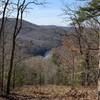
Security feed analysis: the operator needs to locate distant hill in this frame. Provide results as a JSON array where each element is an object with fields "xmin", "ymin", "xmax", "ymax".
[{"xmin": 0, "ymin": 18, "xmax": 72, "ymax": 56}]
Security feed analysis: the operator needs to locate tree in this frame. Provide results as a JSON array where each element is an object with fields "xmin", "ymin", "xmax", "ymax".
[
  {"xmin": 0, "ymin": 0, "xmax": 12, "ymax": 94},
  {"xmin": 5, "ymin": 0, "xmax": 45, "ymax": 95},
  {"xmin": 63, "ymin": 0, "xmax": 99, "ymax": 86},
  {"xmin": 74, "ymin": 0, "xmax": 99, "ymax": 98},
  {"xmin": 76, "ymin": 0, "xmax": 100, "ymax": 24},
  {"xmin": 0, "ymin": 0, "xmax": 10, "ymax": 39},
  {"xmin": 0, "ymin": 0, "xmax": 45, "ymax": 95}
]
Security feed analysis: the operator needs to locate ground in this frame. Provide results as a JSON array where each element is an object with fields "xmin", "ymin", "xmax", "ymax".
[{"xmin": 0, "ymin": 85, "xmax": 97, "ymax": 100}]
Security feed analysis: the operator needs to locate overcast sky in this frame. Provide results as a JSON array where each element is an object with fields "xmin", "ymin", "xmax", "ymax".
[{"xmin": 20, "ymin": 0, "xmax": 87, "ymax": 26}]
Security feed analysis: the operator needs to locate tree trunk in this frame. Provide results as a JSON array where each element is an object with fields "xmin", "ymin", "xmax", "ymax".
[
  {"xmin": 72, "ymin": 54, "xmax": 75, "ymax": 86},
  {"xmin": 98, "ymin": 43, "xmax": 100, "ymax": 100},
  {"xmin": 12, "ymin": 68, "xmax": 16, "ymax": 89},
  {"xmin": 0, "ymin": 0, "xmax": 9, "ymax": 94},
  {"xmin": 6, "ymin": 6, "xmax": 20, "ymax": 95},
  {"xmin": 0, "ymin": 0, "xmax": 10, "ymax": 38},
  {"xmin": 6, "ymin": 36, "xmax": 16, "ymax": 95},
  {"xmin": 85, "ymin": 49, "xmax": 90, "ymax": 86},
  {"xmin": 1, "ymin": 30, "xmax": 5, "ymax": 95}
]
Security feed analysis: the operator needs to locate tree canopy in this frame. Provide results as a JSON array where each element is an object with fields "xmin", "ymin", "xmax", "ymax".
[{"xmin": 76, "ymin": 0, "xmax": 100, "ymax": 24}]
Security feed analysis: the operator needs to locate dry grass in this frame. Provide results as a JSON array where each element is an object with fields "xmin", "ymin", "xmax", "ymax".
[{"xmin": 10, "ymin": 85, "xmax": 97, "ymax": 100}]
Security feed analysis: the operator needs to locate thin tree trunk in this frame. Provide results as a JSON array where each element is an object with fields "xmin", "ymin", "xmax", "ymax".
[
  {"xmin": 72, "ymin": 54, "xmax": 75, "ymax": 86},
  {"xmin": 0, "ymin": 0, "xmax": 9, "ymax": 95},
  {"xmin": 6, "ymin": 9, "xmax": 20, "ymax": 95},
  {"xmin": 12, "ymin": 68, "xmax": 16, "ymax": 89},
  {"xmin": 1, "ymin": 30, "xmax": 5, "ymax": 95},
  {"xmin": 6, "ymin": 36, "xmax": 16, "ymax": 95},
  {"xmin": 98, "ymin": 37, "xmax": 100, "ymax": 100},
  {"xmin": 0, "ymin": 0, "xmax": 10, "ymax": 39}
]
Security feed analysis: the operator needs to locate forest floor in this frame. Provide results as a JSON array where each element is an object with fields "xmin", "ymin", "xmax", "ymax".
[{"xmin": 0, "ymin": 85, "xmax": 97, "ymax": 100}]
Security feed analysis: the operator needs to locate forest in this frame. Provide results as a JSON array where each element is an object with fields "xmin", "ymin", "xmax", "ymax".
[{"xmin": 0, "ymin": 0, "xmax": 99, "ymax": 100}]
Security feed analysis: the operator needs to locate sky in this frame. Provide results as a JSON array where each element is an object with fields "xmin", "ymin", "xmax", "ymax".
[{"xmin": 22, "ymin": 0, "xmax": 86, "ymax": 26}]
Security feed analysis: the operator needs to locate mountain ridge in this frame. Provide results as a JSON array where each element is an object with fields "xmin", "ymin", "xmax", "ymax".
[{"xmin": 0, "ymin": 18, "xmax": 70, "ymax": 56}]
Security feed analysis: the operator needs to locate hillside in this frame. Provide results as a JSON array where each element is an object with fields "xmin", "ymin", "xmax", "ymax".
[{"xmin": 0, "ymin": 18, "xmax": 70, "ymax": 56}]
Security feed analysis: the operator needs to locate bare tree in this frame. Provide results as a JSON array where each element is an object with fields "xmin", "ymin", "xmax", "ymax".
[
  {"xmin": 0, "ymin": 0, "xmax": 10, "ymax": 39},
  {"xmin": 63, "ymin": 4, "xmax": 99, "ymax": 86},
  {"xmin": 6, "ymin": 0, "xmax": 45, "ymax": 95},
  {"xmin": 0, "ymin": 0, "xmax": 10, "ymax": 95}
]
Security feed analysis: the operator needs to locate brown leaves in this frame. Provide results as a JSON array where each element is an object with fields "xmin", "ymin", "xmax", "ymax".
[{"xmin": 7, "ymin": 85, "xmax": 97, "ymax": 100}]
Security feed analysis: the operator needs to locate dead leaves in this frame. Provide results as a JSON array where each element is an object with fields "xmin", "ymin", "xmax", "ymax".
[{"xmin": 7, "ymin": 85, "xmax": 97, "ymax": 100}]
